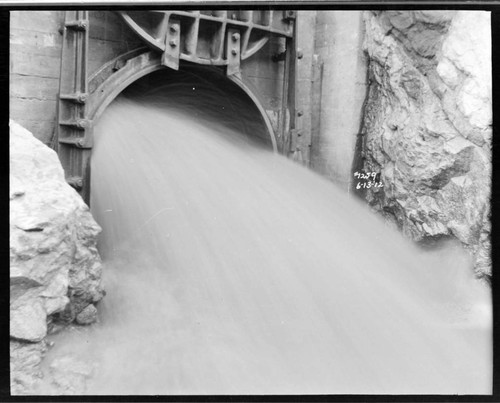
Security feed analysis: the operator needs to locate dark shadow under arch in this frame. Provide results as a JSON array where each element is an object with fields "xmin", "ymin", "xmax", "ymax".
[
  {"xmin": 88, "ymin": 51, "xmax": 277, "ymax": 151},
  {"xmin": 74, "ymin": 50, "xmax": 278, "ymax": 203}
]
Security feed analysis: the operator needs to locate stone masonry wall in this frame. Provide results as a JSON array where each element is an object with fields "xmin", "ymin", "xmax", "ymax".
[{"xmin": 359, "ymin": 11, "xmax": 492, "ymax": 278}]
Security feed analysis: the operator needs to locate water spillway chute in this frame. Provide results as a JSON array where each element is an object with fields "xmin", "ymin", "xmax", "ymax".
[{"xmin": 43, "ymin": 66, "xmax": 491, "ymax": 395}]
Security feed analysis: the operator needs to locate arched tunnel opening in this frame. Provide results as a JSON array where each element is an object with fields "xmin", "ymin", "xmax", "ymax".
[
  {"xmin": 115, "ymin": 66, "xmax": 277, "ymax": 150},
  {"xmin": 90, "ymin": 64, "xmax": 277, "ymax": 260}
]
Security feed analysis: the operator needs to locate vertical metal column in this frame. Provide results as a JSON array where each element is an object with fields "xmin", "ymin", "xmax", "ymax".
[
  {"xmin": 278, "ymin": 10, "xmax": 302, "ymax": 161},
  {"xmin": 226, "ymin": 27, "xmax": 241, "ymax": 76},
  {"xmin": 287, "ymin": 15, "xmax": 300, "ymax": 161},
  {"xmin": 162, "ymin": 17, "xmax": 181, "ymax": 70},
  {"xmin": 56, "ymin": 11, "xmax": 92, "ymax": 202},
  {"xmin": 277, "ymin": 11, "xmax": 295, "ymax": 155},
  {"xmin": 310, "ymin": 54, "xmax": 324, "ymax": 168}
]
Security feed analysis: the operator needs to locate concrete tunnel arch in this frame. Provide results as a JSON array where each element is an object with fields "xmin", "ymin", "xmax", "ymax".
[
  {"xmin": 88, "ymin": 51, "xmax": 278, "ymax": 151},
  {"xmin": 77, "ymin": 50, "xmax": 279, "ymax": 203}
]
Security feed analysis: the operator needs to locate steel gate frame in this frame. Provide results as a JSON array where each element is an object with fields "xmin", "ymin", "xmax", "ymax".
[{"xmin": 56, "ymin": 9, "xmax": 299, "ymax": 203}]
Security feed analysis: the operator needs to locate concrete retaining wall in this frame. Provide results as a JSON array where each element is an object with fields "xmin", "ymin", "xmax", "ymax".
[
  {"xmin": 310, "ymin": 11, "xmax": 368, "ymax": 191},
  {"xmin": 10, "ymin": 11, "xmax": 65, "ymax": 146}
]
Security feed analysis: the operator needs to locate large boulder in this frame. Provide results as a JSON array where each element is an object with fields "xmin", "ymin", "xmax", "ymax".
[
  {"xmin": 10, "ymin": 120, "xmax": 105, "ymax": 394},
  {"xmin": 359, "ymin": 11, "xmax": 491, "ymax": 278}
]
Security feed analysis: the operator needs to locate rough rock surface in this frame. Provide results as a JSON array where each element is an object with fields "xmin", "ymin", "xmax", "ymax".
[
  {"xmin": 47, "ymin": 354, "xmax": 97, "ymax": 394},
  {"xmin": 10, "ymin": 120, "xmax": 105, "ymax": 394},
  {"xmin": 359, "ymin": 11, "xmax": 491, "ymax": 278},
  {"xmin": 10, "ymin": 340, "xmax": 48, "ymax": 394},
  {"xmin": 75, "ymin": 304, "xmax": 98, "ymax": 325}
]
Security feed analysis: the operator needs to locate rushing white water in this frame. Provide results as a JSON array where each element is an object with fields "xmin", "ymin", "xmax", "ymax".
[{"xmin": 43, "ymin": 81, "xmax": 491, "ymax": 395}]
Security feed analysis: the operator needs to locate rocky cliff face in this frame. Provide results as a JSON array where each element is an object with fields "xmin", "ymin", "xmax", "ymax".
[
  {"xmin": 10, "ymin": 121, "xmax": 105, "ymax": 394},
  {"xmin": 359, "ymin": 11, "xmax": 491, "ymax": 278}
]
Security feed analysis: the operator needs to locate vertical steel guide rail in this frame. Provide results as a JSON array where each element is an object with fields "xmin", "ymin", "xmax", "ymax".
[{"xmin": 56, "ymin": 11, "xmax": 91, "ymax": 197}]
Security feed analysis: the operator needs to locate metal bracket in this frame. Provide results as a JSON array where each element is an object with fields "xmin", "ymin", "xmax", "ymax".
[
  {"xmin": 112, "ymin": 58, "xmax": 126, "ymax": 72},
  {"xmin": 226, "ymin": 28, "xmax": 241, "ymax": 76},
  {"xmin": 289, "ymin": 128, "xmax": 302, "ymax": 151},
  {"xmin": 59, "ymin": 119, "xmax": 91, "ymax": 130},
  {"xmin": 56, "ymin": 10, "xmax": 92, "ymax": 201},
  {"xmin": 162, "ymin": 18, "xmax": 181, "ymax": 70},
  {"xmin": 65, "ymin": 19, "xmax": 88, "ymax": 31},
  {"xmin": 272, "ymin": 51, "xmax": 287, "ymax": 62},
  {"xmin": 283, "ymin": 10, "xmax": 296, "ymax": 21},
  {"xmin": 58, "ymin": 120, "xmax": 93, "ymax": 148},
  {"xmin": 120, "ymin": 11, "xmax": 294, "ymax": 73},
  {"xmin": 60, "ymin": 92, "xmax": 88, "ymax": 104}
]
